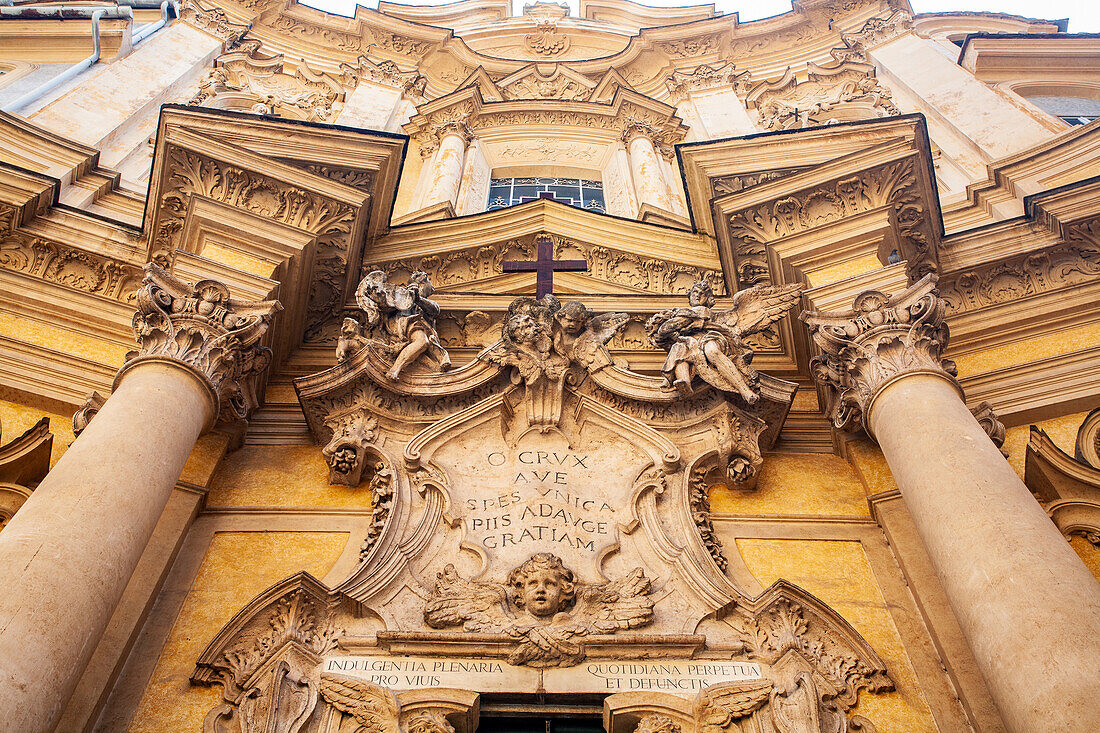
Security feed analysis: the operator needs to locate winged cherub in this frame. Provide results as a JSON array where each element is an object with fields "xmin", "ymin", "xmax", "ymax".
[
  {"xmin": 554, "ymin": 300, "xmax": 629, "ymax": 372},
  {"xmin": 355, "ymin": 270, "xmax": 452, "ymax": 381},
  {"xmin": 423, "ymin": 553, "xmax": 654, "ymax": 667},
  {"xmin": 645, "ymin": 280, "xmax": 803, "ymax": 402}
]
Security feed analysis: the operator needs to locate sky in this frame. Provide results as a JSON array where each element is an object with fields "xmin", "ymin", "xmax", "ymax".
[{"xmin": 300, "ymin": 0, "xmax": 1100, "ymax": 33}]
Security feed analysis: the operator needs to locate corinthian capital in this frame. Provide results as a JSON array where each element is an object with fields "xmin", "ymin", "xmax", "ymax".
[
  {"xmin": 117, "ymin": 264, "xmax": 282, "ymax": 425},
  {"xmin": 800, "ymin": 274, "xmax": 958, "ymax": 433}
]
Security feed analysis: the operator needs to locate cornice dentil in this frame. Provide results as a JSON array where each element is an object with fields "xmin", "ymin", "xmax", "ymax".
[{"xmin": 801, "ymin": 275, "xmax": 959, "ymax": 434}]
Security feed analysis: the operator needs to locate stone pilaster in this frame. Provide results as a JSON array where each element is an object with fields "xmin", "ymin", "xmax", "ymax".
[
  {"xmin": 0, "ymin": 265, "xmax": 280, "ymax": 732},
  {"xmin": 422, "ymin": 121, "xmax": 472, "ymax": 210},
  {"xmin": 802, "ymin": 274, "xmax": 1100, "ymax": 733},
  {"xmin": 624, "ymin": 124, "xmax": 675, "ymax": 215}
]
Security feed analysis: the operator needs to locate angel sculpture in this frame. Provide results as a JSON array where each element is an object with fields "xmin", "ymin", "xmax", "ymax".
[
  {"xmin": 423, "ymin": 553, "xmax": 654, "ymax": 667},
  {"xmin": 482, "ymin": 296, "xmax": 629, "ymax": 384},
  {"xmin": 554, "ymin": 299, "xmax": 629, "ymax": 372},
  {"xmin": 355, "ymin": 270, "xmax": 452, "ymax": 381},
  {"xmin": 645, "ymin": 280, "xmax": 803, "ymax": 403}
]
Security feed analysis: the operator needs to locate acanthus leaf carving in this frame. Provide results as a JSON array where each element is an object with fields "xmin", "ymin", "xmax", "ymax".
[
  {"xmin": 72, "ymin": 390, "xmax": 107, "ymax": 437},
  {"xmin": 746, "ymin": 63, "xmax": 899, "ymax": 132},
  {"xmin": 123, "ymin": 263, "xmax": 281, "ymax": 424},
  {"xmin": 802, "ymin": 275, "xmax": 957, "ymax": 433},
  {"xmin": 178, "ymin": 0, "xmax": 250, "ymax": 47}
]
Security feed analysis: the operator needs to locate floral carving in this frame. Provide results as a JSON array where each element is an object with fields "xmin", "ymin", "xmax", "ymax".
[
  {"xmin": 322, "ymin": 411, "xmax": 379, "ymax": 486},
  {"xmin": 801, "ymin": 275, "xmax": 957, "ymax": 433},
  {"xmin": 339, "ymin": 54, "xmax": 426, "ymax": 98},
  {"xmin": 689, "ymin": 466, "xmax": 728, "ymax": 572},
  {"xmin": 635, "ymin": 714, "xmax": 682, "ymax": 733},
  {"xmin": 124, "ymin": 264, "xmax": 281, "ymax": 424},
  {"xmin": 178, "ymin": 0, "xmax": 249, "ymax": 46},
  {"xmin": 424, "ymin": 553, "xmax": 654, "ymax": 667},
  {"xmin": 664, "ymin": 62, "xmax": 750, "ymax": 102},
  {"xmin": 153, "ymin": 147, "xmax": 355, "ymax": 340},
  {"xmin": 72, "ymin": 391, "xmax": 106, "ymax": 437},
  {"xmin": 725, "ymin": 158, "xmax": 934, "ymax": 286},
  {"xmin": 656, "ymin": 34, "xmax": 720, "ymax": 58},
  {"xmin": 971, "ymin": 401, "xmax": 1007, "ymax": 457},
  {"xmin": 746, "ymin": 64, "xmax": 899, "ymax": 131},
  {"xmin": 0, "ymin": 231, "xmax": 140, "ymax": 303},
  {"xmin": 842, "ymin": 10, "xmax": 913, "ymax": 54}
]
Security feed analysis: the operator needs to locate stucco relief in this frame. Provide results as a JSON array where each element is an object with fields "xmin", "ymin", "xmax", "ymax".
[
  {"xmin": 192, "ymin": 286, "xmax": 894, "ymax": 730},
  {"xmin": 744, "ymin": 63, "xmax": 899, "ymax": 131}
]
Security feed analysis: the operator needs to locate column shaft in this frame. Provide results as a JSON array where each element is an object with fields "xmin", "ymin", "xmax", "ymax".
[
  {"xmin": 627, "ymin": 134, "xmax": 673, "ymax": 213},
  {"xmin": 0, "ymin": 362, "xmax": 212, "ymax": 731},
  {"xmin": 870, "ymin": 374, "xmax": 1100, "ymax": 732},
  {"xmin": 424, "ymin": 130, "xmax": 468, "ymax": 208}
]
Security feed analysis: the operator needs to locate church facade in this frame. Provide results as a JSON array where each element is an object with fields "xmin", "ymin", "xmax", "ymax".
[{"xmin": 0, "ymin": 0, "xmax": 1099, "ymax": 731}]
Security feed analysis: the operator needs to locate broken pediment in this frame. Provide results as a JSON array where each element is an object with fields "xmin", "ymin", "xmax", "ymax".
[{"xmin": 191, "ymin": 281, "xmax": 895, "ymax": 731}]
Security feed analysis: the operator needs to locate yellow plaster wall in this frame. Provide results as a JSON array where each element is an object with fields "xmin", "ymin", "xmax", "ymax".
[
  {"xmin": 1068, "ymin": 535, "xmax": 1100, "ymax": 583},
  {"xmin": 0, "ymin": 311, "xmax": 128, "ymax": 365},
  {"xmin": 205, "ymin": 445, "xmax": 371, "ymax": 508},
  {"xmin": 1002, "ymin": 410, "xmax": 1088, "ymax": 480},
  {"xmin": 0, "ymin": 398, "xmax": 74, "ymax": 467},
  {"xmin": 736, "ymin": 538, "xmax": 936, "ymax": 733},
  {"xmin": 710, "ymin": 453, "xmax": 871, "ymax": 516},
  {"xmin": 953, "ymin": 322, "xmax": 1100, "ymax": 379},
  {"xmin": 845, "ymin": 439, "xmax": 899, "ymax": 496},
  {"xmin": 127, "ymin": 531, "xmax": 349, "ymax": 733}
]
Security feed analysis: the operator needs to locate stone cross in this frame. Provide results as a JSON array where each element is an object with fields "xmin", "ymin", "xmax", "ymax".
[{"xmin": 502, "ymin": 236, "xmax": 587, "ymax": 298}]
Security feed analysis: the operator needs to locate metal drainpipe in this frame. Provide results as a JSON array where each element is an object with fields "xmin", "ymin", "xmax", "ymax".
[
  {"xmin": 0, "ymin": 8, "xmax": 116, "ymax": 113},
  {"xmin": 130, "ymin": 0, "xmax": 177, "ymax": 46}
]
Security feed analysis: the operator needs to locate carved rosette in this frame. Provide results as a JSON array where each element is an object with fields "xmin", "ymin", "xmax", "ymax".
[
  {"xmin": 118, "ymin": 264, "xmax": 281, "ymax": 426},
  {"xmin": 801, "ymin": 275, "xmax": 958, "ymax": 434}
]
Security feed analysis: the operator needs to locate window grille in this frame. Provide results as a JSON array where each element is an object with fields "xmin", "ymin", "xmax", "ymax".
[{"xmin": 487, "ymin": 177, "xmax": 605, "ymax": 213}]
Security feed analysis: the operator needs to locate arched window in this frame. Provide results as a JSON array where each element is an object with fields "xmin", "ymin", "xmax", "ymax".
[{"xmin": 1025, "ymin": 95, "xmax": 1100, "ymax": 126}]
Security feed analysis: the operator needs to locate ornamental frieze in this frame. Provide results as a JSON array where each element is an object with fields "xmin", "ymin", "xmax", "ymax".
[{"xmin": 362, "ymin": 233, "xmax": 723, "ymax": 297}]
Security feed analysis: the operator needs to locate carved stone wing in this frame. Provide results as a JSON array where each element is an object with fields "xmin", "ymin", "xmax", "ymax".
[
  {"xmin": 693, "ymin": 679, "xmax": 774, "ymax": 733},
  {"xmin": 572, "ymin": 567, "xmax": 654, "ymax": 633},
  {"xmin": 718, "ymin": 283, "xmax": 803, "ymax": 337},
  {"xmin": 480, "ymin": 341, "xmax": 543, "ymax": 385},
  {"xmin": 423, "ymin": 564, "xmax": 511, "ymax": 633},
  {"xmin": 319, "ymin": 674, "xmax": 400, "ymax": 733},
  {"xmin": 573, "ymin": 311, "xmax": 629, "ymax": 370}
]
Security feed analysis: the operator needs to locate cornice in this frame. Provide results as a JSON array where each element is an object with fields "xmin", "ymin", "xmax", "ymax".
[{"xmin": 961, "ymin": 346, "xmax": 1100, "ymax": 426}]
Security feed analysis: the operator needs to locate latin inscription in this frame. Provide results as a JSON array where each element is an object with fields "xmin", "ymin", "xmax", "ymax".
[
  {"xmin": 323, "ymin": 656, "xmax": 763, "ymax": 695},
  {"xmin": 465, "ymin": 450, "xmax": 615, "ymax": 554}
]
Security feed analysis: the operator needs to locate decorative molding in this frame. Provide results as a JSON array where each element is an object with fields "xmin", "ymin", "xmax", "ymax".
[
  {"xmin": 524, "ymin": 18, "xmax": 570, "ymax": 57},
  {"xmin": 339, "ymin": 54, "xmax": 427, "ymax": 99},
  {"xmin": 72, "ymin": 390, "xmax": 106, "ymax": 437},
  {"xmin": 189, "ymin": 40, "xmax": 346, "ymax": 122},
  {"xmin": 119, "ymin": 264, "xmax": 281, "ymax": 425},
  {"xmin": 151, "ymin": 147, "xmax": 356, "ymax": 340},
  {"xmin": 725, "ymin": 156, "xmax": 936, "ymax": 286},
  {"xmin": 745, "ymin": 63, "xmax": 899, "ymax": 131},
  {"xmin": 939, "ymin": 232, "xmax": 1100, "ymax": 315},
  {"xmin": 178, "ymin": 0, "xmax": 250, "ymax": 47},
  {"xmin": 841, "ymin": 10, "xmax": 914, "ymax": 55},
  {"xmin": 364, "ymin": 232, "xmax": 724, "ymax": 297},
  {"xmin": 664, "ymin": 62, "xmax": 751, "ymax": 102},
  {"xmin": 802, "ymin": 276, "xmax": 958, "ymax": 434}
]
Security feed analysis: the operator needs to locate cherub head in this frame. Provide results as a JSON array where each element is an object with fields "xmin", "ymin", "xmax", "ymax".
[
  {"xmin": 340, "ymin": 317, "xmax": 361, "ymax": 338},
  {"xmin": 508, "ymin": 553, "xmax": 576, "ymax": 618},
  {"xmin": 407, "ymin": 271, "xmax": 435, "ymax": 298},
  {"xmin": 688, "ymin": 279, "xmax": 716, "ymax": 308},
  {"xmin": 504, "ymin": 313, "xmax": 539, "ymax": 346},
  {"xmin": 556, "ymin": 300, "xmax": 590, "ymax": 336}
]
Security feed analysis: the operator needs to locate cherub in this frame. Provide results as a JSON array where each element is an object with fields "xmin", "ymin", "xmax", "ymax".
[
  {"xmin": 645, "ymin": 280, "xmax": 802, "ymax": 403},
  {"xmin": 553, "ymin": 300, "xmax": 629, "ymax": 372},
  {"xmin": 423, "ymin": 553, "xmax": 653, "ymax": 667},
  {"xmin": 355, "ymin": 270, "xmax": 452, "ymax": 381},
  {"xmin": 481, "ymin": 296, "xmax": 566, "ymax": 385},
  {"xmin": 335, "ymin": 317, "xmax": 370, "ymax": 362}
]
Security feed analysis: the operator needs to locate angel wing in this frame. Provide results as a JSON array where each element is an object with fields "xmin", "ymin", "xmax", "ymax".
[
  {"xmin": 320, "ymin": 674, "xmax": 400, "ymax": 733},
  {"xmin": 693, "ymin": 679, "xmax": 774, "ymax": 732},
  {"xmin": 715, "ymin": 283, "xmax": 803, "ymax": 338},
  {"xmin": 571, "ymin": 567, "xmax": 654, "ymax": 634},
  {"xmin": 480, "ymin": 340, "xmax": 544, "ymax": 385},
  {"xmin": 573, "ymin": 311, "xmax": 629, "ymax": 370},
  {"xmin": 423, "ymin": 564, "xmax": 511, "ymax": 633}
]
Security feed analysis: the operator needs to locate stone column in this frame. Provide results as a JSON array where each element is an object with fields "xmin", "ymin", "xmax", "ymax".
[
  {"xmin": 423, "ymin": 122, "xmax": 471, "ymax": 209},
  {"xmin": 802, "ymin": 276, "xmax": 1100, "ymax": 733},
  {"xmin": 0, "ymin": 264, "xmax": 279, "ymax": 732},
  {"xmin": 624, "ymin": 126, "xmax": 674, "ymax": 214}
]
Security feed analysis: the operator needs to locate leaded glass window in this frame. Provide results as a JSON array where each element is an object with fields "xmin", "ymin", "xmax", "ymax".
[{"xmin": 487, "ymin": 177, "xmax": 605, "ymax": 213}]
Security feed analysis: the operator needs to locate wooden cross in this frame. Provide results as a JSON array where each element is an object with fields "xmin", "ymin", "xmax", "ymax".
[{"xmin": 502, "ymin": 236, "xmax": 587, "ymax": 298}]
